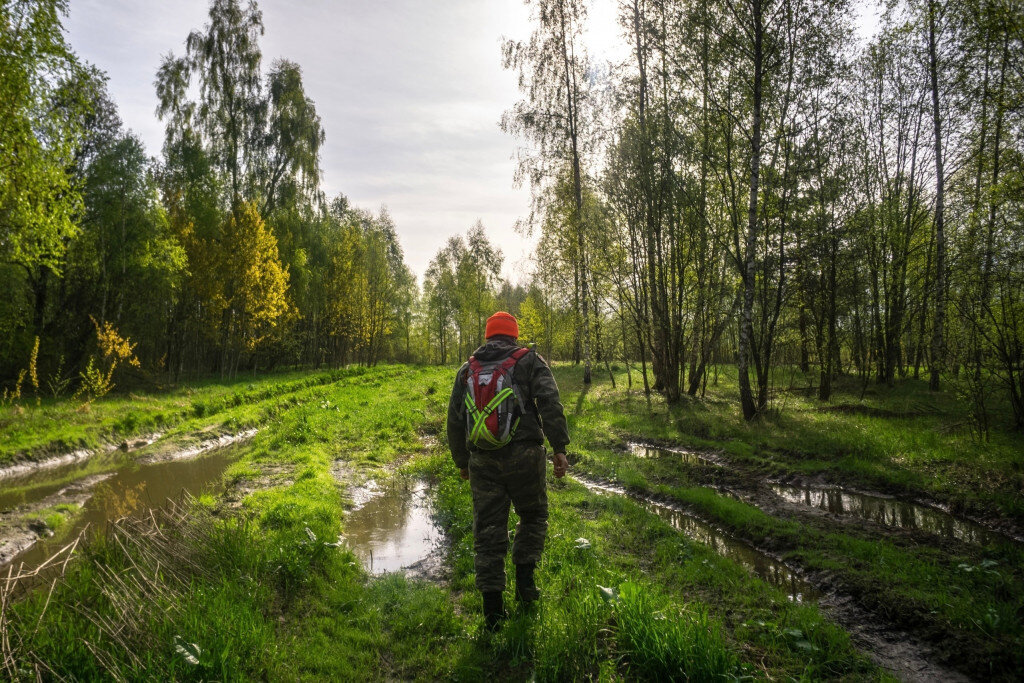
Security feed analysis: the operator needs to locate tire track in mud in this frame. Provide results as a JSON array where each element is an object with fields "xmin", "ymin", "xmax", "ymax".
[
  {"xmin": 572, "ymin": 461, "xmax": 972, "ymax": 682},
  {"xmin": 0, "ymin": 428, "xmax": 257, "ymax": 572}
]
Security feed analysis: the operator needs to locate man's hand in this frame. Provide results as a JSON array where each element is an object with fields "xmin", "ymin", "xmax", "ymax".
[
  {"xmin": 552, "ymin": 452, "xmax": 568, "ymax": 478},
  {"xmin": 460, "ymin": 468, "xmax": 469, "ymax": 481}
]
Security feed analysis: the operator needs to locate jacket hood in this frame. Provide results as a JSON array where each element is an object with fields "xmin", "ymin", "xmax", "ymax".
[{"xmin": 472, "ymin": 336, "xmax": 520, "ymax": 361}]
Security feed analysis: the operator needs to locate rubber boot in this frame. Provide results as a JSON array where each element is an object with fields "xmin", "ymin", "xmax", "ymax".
[
  {"xmin": 482, "ymin": 591, "xmax": 505, "ymax": 632},
  {"xmin": 515, "ymin": 563, "xmax": 539, "ymax": 607}
]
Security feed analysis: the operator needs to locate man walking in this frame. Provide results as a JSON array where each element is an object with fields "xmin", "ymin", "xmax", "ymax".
[{"xmin": 447, "ymin": 311, "xmax": 570, "ymax": 631}]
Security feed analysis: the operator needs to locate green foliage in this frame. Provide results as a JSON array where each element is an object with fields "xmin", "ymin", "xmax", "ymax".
[
  {"xmin": 0, "ymin": 0, "xmax": 86, "ymax": 274},
  {"xmin": 422, "ymin": 223, "xmax": 508, "ymax": 364}
]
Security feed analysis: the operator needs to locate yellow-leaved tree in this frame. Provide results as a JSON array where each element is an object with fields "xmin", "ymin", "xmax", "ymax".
[{"xmin": 218, "ymin": 202, "xmax": 292, "ymax": 374}]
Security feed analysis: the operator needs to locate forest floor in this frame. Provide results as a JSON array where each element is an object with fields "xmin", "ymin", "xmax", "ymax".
[{"xmin": 0, "ymin": 363, "xmax": 1020, "ymax": 680}]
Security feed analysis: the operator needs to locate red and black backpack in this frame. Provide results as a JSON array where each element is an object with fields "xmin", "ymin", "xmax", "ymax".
[{"xmin": 463, "ymin": 347, "xmax": 530, "ymax": 450}]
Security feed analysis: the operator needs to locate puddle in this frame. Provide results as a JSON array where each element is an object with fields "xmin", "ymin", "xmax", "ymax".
[
  {"xmin": 2, "ymin": 446, "xmax": 240, "ymax": 572},
  {"xmin": 0, "ymin": 453, "xmax": 127, "ymax": 513},
  {"xmin": 578, "ymin": 477, "xmax": 820, "ymax": 602},
  {"xmin": 342, "ymin": 479, "xmax": 439, "ymax": 575},
  {"xmin": 770, "ymin": 483, "xmax": 1008, "ymax": 546},
  {"xmin": 628, "ymin": 442, "xmax": 722, "ymax": 468}
]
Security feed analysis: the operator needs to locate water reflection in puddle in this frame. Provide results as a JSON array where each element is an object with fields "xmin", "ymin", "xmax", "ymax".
[
  {"xmin": 771, "ymin": 483, "xmax": 1005, "ymax": 546},
  {"xmin": 628, "ymin": 442, "xmax": 722, "ymax": 467},
  {"xmin": 579, "ymin": 478, "xmax": 819, "ymax": 602},
  {"xmin": 4, "ymin": 448, "xmax": 239, "ymax": 572},
  {"xmin": 343, "ymin": 480, "xmax": 438, "ymax": 575}
]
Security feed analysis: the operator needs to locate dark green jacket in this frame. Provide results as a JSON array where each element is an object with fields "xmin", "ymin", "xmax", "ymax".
[{"xmin": 447, "ymin": 337, "xmax": 570, "ymax": 469}]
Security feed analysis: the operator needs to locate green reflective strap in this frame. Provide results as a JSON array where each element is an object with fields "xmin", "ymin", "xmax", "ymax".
[{"xmin": 465, "ymin": 387, "xmax": 515, "ymax": 445}]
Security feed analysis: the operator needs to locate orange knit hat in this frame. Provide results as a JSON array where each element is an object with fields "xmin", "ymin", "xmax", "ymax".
[{"xmin": 485, "ymin": 311, "xmax": 519, "ymax": 339}]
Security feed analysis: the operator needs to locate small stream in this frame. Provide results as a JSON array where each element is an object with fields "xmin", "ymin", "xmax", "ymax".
[
  {"xmin": 770, "ymin": 482, "xmax": 1009, "ymax": 546},
  {"xmin": 342, "ymin": 479, "xmax": 439, "ymax": 575},
  {"xmin": 577, "ymin": 477, "xmax": 820, "ymax": 602}
]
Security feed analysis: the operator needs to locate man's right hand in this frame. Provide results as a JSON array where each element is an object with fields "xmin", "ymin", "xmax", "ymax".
[
  {"xmin": 460, "ymin": 468, "xmax": 469, "ymax": 481},
  {"xmin": 552, "ymin": 452, "xmax": 568, "ymax": 478}
]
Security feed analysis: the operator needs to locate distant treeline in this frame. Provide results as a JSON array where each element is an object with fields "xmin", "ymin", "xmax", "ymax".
[
  {"xmin": 2, "ymin": 0, "xmax": 1022, "ymax": 432},
  {"xmin": 2, "ymin": 0, "xmax": 420, "ymax": 390}
]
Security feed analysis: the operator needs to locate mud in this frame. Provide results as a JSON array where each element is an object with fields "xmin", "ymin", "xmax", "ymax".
[
  {"xmin": 0, "ymin": 437, "xmax": 244, "ymax": 572},
  {"xmin": 0, "ymin": 474, "xmax": 113, "ymax": 565},
  {"xmin": 626, "ymin": 442, "xmax": 725, "ymax": 468},
  {"xmin": 139, "ymin": 428, "xmax": 257, "ymax": 463},
  {"xmin": 769, "ymin": 480, "xmax": 1010, "ymax": 546},
  {"xmin": 0, "ymin": 432, "xmax": 163, "ymax": 481},
  {"xmin": 222, "ymin": 462, "xmax": 294, "ymax": 509},
  {"xmin": 627, "ymin": 439, "xmax": 1024, "ymax": 547}
]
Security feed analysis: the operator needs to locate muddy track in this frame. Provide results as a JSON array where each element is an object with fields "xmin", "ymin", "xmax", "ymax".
[
  {"xmin": 572, "ymin": 471, "xmax": 968, "ymax": 682},
  {"xmin": 621, "ymin": 438, "xmax": 1024, "ymax": 548},
  {"xmin": 329, "ymin": 437, "xmax": 449, "ymax": 583},
  {"xmin": 615, "ymin": 443, "xmax": 1024, "ymax": 680},
  {"xmin": 0, "ymin": 370, "xmax": 348, "ymax": 478},
  {"xmin": 0, "ymin": 428, "xmax": 257, "ymax": 571},
  {"xmin": 0, "ymin": 474, "xmax": 113, "ymax": 565}
]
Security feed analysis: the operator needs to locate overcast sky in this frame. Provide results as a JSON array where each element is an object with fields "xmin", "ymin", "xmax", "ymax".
[
  {"xmin": 65, "ymin": 0, "xmax": 624, "ymax": 283},
  {"xmin": 65, "ymin": 1, "xmax": 875, "ymax": 283}
]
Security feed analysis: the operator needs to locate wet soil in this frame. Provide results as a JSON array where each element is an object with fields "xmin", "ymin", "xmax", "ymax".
[
  {"xmin": 0, "ymin": 432, "xmax": 164, "ymax": 481},
  {"xmin": 0, "ymin": 474, "xmax": 113, "ymax": 565},
  {"xmin": 610, "ymin": 439, "xmax": 1024, "ymax": 680},
  {"xmin": 626, "ymin": 442, "xmax": 727, "ymax": 468},
  {"xmin": 577, "ymin": 476, "xmax": 819, "ymax": 602},
  {"xmin": 623, "ymin": 441, "xmax": 1023, "ymax": 549},
  {"xmin": 331, "ymin": 443, "xmax": 449, "ymax": 581},
  {"xmin": 768, "ymin": 480, "xmax": 1011, "ymax": 546}
]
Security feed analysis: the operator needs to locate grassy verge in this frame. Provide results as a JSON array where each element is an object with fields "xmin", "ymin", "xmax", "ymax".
[
  {"xmin": 0, "ymin": 367, "xmax": 359, "ymax": 466},
  {"xmin": 422, "ymin": 452, "xmax": 883, "ymax": 680}
]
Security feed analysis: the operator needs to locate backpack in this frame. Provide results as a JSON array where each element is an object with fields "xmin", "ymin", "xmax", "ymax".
[{"xmin": 463, "ymin": 347, "xmax": 531, "ymax": 450}]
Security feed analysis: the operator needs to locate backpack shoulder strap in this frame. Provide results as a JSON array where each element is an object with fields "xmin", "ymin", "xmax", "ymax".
[{"xmin": 501, "ymin": 346, "xmax": 530, "ymax": 370}]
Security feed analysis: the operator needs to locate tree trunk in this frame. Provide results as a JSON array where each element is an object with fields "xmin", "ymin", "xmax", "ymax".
[{"xmin": 738, "ymin": 0, "xmax": 763, "ymax": 421}]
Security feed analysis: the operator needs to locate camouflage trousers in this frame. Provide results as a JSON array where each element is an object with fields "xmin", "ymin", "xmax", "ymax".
[{"xmin": 468, "ymin": 443, "xmax": 548, "ymax": 592}]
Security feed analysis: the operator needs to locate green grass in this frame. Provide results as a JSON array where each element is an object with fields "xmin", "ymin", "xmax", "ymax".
[
  {"xmin": 562, "ymin": 363, "xmax": 1024, "ymax": 522},
  {"xmin": 0, "ymin": 368, "xmax": 358, "ymax": 466},
  {"xmin": 425, "ymin": 452, "xmax": 881, "ymax": 680},
  {"xmin": 2, "ymin": 362, "xmax": 1020, "ymax": 679},
  {"xmin": 561, "ymin": 365, "xmax": 1024, "ymax": 678}
]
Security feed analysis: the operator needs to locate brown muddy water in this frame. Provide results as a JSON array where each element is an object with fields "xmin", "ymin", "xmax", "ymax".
[
  {"xmin": 770, "ymin": 482, "xmax": 1011, "ymax": 546},
  {"xmin": 628, "ymin": 442, "xmax": 723, "ymax": 467},
  {"xmin": 577, "ymin": 477, "xmax": 820, "ymax": 602},
  {"xmin": 1, "ymin": 446, "xmax": 240, "ymax": 573},
  {"xmin": 342, "ymin": 479, "xmax": 439, "ymax": 575}
]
